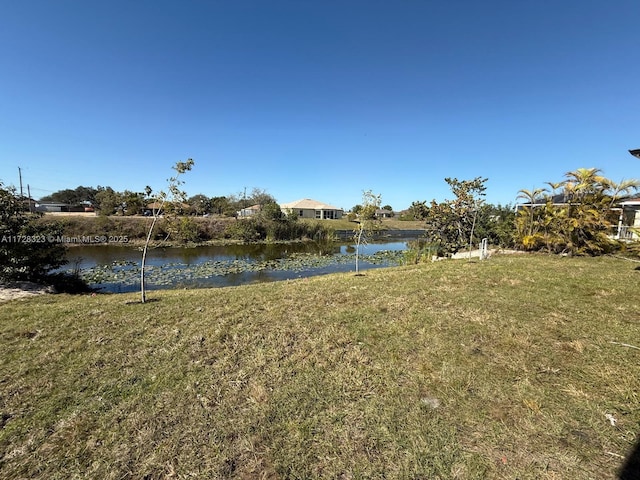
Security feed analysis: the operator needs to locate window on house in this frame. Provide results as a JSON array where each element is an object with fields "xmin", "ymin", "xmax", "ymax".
[{"xmin": 299, "ymin": 210, "xmax": 303, "ymax": 217}]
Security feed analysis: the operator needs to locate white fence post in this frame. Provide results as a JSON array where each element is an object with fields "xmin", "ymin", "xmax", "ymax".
[{"xmin": 480, "ymin": 238, "xmax": 488, "ymax": 260}]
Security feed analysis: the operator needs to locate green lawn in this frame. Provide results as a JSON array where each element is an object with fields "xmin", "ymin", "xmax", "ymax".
[
  {"xmin": 1, "ymin": 254, "xmax": 638, "ymax": 479},
  {"xmin": 304, "ymin": 217, "xmax": 425, "ymax": 231}
]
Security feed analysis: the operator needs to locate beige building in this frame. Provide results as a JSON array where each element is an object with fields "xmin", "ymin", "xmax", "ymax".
[
  {"xmin": 280, "ymin": 198, "xmax": 344, "ymax": 220},
  {"xmin": 618, "ymin": 198, "xmax": 640, "ymax": 240}
]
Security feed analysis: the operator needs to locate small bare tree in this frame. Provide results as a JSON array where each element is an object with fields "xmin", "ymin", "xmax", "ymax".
[
  {"xmin": 140, "ymin": 159, "xmax": 194, "ymax": 303},
  {"xmin": 353, "ymin": 190, "xmax": 381, "ymax": 275}
]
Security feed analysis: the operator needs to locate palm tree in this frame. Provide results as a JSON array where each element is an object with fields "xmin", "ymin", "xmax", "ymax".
[
  {"xmin": 517, "ymin": 187, "xmax": 547, "ymax": 204},
  {"xmin": 517, "ymin": 187, "xmax": 547, "ymax": 237},
  {"xmin": 517, "ymin": 168, "xmax": 637, "ymax": 255},
  {"xmin": 545, "ymin": 181, "xmax": 563, "ymax": 201},
  {"xmin": 562, "ymin": 168, "xmax": 607, "ymax": 202},
  {"xmin": 558, "ymin": 168, "xmax": 636, "ymax": 255},
  {"xmin": 605, "ymin": 178, "xmax": 640, "ymax": 206}
]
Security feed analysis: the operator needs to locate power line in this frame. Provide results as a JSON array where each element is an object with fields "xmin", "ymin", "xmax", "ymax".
[{"xmin": 28, "ymin": 186, "xmax": 57, "ymax": 193}]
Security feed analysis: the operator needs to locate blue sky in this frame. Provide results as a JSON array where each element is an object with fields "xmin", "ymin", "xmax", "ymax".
[{"xmin": 1, "ymin": 0, "xmax": 639, "ymax": 211}]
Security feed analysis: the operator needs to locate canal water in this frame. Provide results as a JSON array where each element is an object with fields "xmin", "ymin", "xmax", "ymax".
[{"xmin": 63, "ymin": 236, "xmax": 424, "ymax": 293}]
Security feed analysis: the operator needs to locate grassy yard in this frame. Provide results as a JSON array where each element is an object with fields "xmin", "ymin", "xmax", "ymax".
[
  {"xmin": 1, "ymin": 254, "xmax": 638, "ymax": 479},
  {"xmin": 304, "ymin": 217, "xmax": 425, "ymax": 231}
]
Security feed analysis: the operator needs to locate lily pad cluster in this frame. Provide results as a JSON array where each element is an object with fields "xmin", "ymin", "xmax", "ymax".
[{"xmin": 73, "ymin": 250, "xmax": 405, "ymax": 291}]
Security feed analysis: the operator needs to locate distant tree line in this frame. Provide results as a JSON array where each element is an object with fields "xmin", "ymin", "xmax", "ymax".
[
  {"xmin": 38, "ymin": 185, "xmax": 279, "ymax": 217},
  {"xmin": 35, "ymin": 185, "xmax": 334, "ymax": 245}
]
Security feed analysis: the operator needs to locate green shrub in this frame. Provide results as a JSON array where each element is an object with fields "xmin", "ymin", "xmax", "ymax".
[
  {"xmin": 0, "ymin": 182, "xmax": 68, "ymax": 281},
  {"xmin": 224, "ymin": 219, "xmax": 264, "ymax": 242},
  {"xmin": 403, "ymin": 240, "xmax": 440, "ymax": 263}
]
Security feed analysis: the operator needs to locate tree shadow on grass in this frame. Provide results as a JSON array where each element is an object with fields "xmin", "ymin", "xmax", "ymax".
[
  {"xmin": 619, "ymin": 435, "xmax": 640, "ymax": 480},
  {"xmin": 125, "ymin": 298, "xmax": 161, "ymax": 305}
]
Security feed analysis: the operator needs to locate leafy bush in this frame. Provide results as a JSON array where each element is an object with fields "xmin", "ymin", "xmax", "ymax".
[
  {"xmin": 163, "ymin": 217, "xmax": 200, "ymax": 243},
  {"xmin": 224, "ymin": 219, "xmax": 265, "ymax": 242},
  {"xmin": 223, "ymin": 217, "xmax": 335, "ymax": 243},
  {"xmin": 403, "ymin": 240, "xmax": 440, "ymax": 264},
  {"xmin": 473, "ymin": 203, "xmax": 517, "ymax": 248},
  {"xmin": 45, "ymin": 271, "xmax": 94, "ymax": 293},
  {"xmin": 0, "ymin": 182, "xmax": 68, "ymax": 281},
  {"xmin": 423, "ymin": 177, "xmax": 487, "ymax": 256}
]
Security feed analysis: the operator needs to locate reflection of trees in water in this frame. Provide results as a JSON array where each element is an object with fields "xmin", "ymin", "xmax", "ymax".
[
  {"xmin": 215, "ymin": 242, "xmax": 339, "ymax": 262},
  {"xmin": 68, "ymin": 237, "xmax": 409, "ymax": 270},
  {"xmin": 70, "ymin": 238, "xmax": 412, "ymax": 293}
]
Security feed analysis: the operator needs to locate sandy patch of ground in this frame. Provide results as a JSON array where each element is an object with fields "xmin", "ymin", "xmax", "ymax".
[
  {"xmin": 449, "ymin": 248, "xmax": 523, "ymax": 260},
  {"xmin": 0, "ymin": 281, "xmax": 55, "ymax": 302},
  {"xmin": 42, "ymin": 212, "xmax": 97, "ymax": 216}
]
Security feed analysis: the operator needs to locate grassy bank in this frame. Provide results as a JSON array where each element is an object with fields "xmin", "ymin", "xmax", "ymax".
[
  {"xmin": 1, "ymin": 255, "xmax": 638, "ymax": 478},
  {"xmin": 35, "ymin": 214, "xmax": 425, "ymax": 245},
  {"xmin": 301, "ymin": 217, "xmax": 426, "ymax": 232}
]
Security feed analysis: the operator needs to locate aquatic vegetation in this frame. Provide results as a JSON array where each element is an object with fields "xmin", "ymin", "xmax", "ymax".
[{"xmin": 72, "ymin": 250, "xmax": 406, "ymax": 291}]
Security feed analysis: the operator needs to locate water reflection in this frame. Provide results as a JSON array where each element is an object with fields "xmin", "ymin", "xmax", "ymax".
[
  {"xmin": 67, "ymin": 242, "xmax": 348, "ymax": 269},
  {"xmin": 64, "ymin": 237, "xmax": 417, "ymax": 293}
]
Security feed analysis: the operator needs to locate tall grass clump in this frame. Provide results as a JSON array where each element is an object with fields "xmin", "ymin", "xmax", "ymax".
[
  {"xmin": 224, "ymin": 217, "xmax": 335, "ymax": 243},
  {"xmin": 403, "ymin": 239, "xmax": 440, "ymax": 264}
]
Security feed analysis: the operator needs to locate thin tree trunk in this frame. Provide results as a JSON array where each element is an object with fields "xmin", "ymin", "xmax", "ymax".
[
  {"xmin": 141, "ymin": 214, "xmax": 159, "ymax": 303},
  {"xmin": 355, "ymin": 226, "xmax": 363, "ymax": 274},
  {"xmin": 468, "ymin": 209, "xmax": 478, "ymax": 261}
]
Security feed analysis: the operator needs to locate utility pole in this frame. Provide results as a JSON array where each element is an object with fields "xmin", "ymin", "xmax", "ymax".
[
  {"xmin": 27, "ymin": 184, "xmax": 33, "ymax": 213},
  {"xmin": 242, "ymin": 186, "xmax": 247, "ymax": 217},
  {"xmin": 18, "ymin": 167, "xmax": 24, "ymax": 198}
]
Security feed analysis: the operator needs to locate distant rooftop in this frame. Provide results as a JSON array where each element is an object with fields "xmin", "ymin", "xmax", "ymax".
[{"xmin": 280, "ymin": 198, "xmax": 342, "ymax": 210}]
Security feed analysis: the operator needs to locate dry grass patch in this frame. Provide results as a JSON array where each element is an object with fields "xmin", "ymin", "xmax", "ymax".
[{"xmin": 0, "ymin": 254, "xmax": 638, "ymax": 478}]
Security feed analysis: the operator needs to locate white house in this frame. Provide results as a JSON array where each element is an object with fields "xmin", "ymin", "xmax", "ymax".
[
  {"xmin": 280, "ymin": 198, "xmax": 344, "ymax": 220},
  {"xmin": 617, "ymin": 198, "xmax": 640, "ymax": 240},
  {"xmin": 237, "ymin": 204, "xmax": 262, "ymax": 218},
  {"xmin": 375, "ymin": 208, "xmax": 394, "ymax": 219}
]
